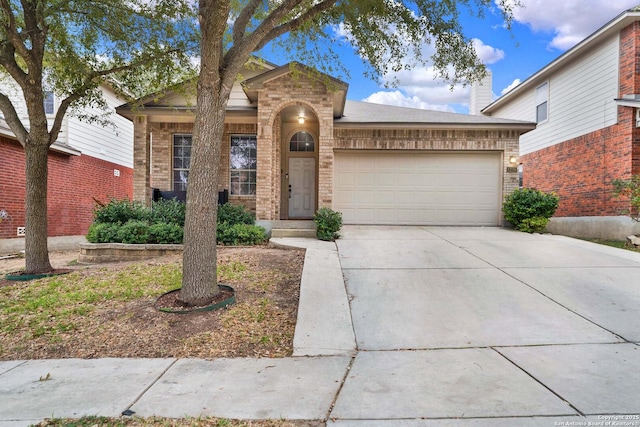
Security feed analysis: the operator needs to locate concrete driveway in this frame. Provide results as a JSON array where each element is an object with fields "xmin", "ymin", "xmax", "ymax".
[{"xmin": 329, "ymin": 226, "xmax": 640, "ymax": 425}]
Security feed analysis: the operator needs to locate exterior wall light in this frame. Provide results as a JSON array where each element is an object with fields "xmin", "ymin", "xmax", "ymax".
[{"xmin": 298, "ymin": 116, "xmax": 305, "ymax": 124}]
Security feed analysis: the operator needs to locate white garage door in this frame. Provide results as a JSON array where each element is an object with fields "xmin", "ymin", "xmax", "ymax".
[{"xmin": 334, "ymin": 151, "xmax": 502, "ymax": 225}]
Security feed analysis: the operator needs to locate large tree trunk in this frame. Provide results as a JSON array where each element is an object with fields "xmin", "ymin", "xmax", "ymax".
[
  {"xmin": 179, "ymin": 93, "xmax": 228, "ymax": 306},
  {"xmin": 179, "ymin": 0, "xmax": 233, "ymax": 306},
  {"xmin": 24, "ymin": 140, "xmax": 53, "ymax": 274}
]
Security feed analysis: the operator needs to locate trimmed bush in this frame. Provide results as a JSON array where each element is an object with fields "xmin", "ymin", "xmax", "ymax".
[
  {"xmin": 87, "ymin": 198, "xmax": 265, "ymax": 246},
  {"xmin": 217, "ymin": 202, "xmax": 255, "ymax": 226},
  {"xmin": 217, "ymin": 223, "xmax": 267, "ymax": 246},
  {"xmin": 86, "ymin": 223, "xmax": 120, "ymax": 243},
  {"xmin": 93, "ymin": 199, "xmax": 150, "ymax": 225},
  {"xmin": 503, "ymin": 188, "xmax": 559, "ymax": 233},
  {"xmin": 151, "ymin": 199, "xmax": 186, "ymax": 226},
  {"xmin": 116, "ymin": 220, "xmax": 151, "ymax": 244},
  {"xmin": 313, "ymin": 207, "xmax": 343, "ymax": 241},
  {"xmin": 149, "ymin": 222, "xmax": 184, "ymax": 244}
]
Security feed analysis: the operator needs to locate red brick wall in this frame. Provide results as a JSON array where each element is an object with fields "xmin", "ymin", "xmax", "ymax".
[
  {"xmin": 522, "ymin": 22, "xmax": 640, "ymax": 218},
  {"xmin": 0, "ymin": 136, "xmax": 132, "ymax": 239},
  {"xmin": 522, "ymin": 119, "xmax": 633, "ymax": 217}
]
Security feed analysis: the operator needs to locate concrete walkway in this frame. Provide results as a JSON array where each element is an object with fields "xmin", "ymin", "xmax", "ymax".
[{"xmin": 2, "ymin": 226, "xmax": 640, "ymax": 426}]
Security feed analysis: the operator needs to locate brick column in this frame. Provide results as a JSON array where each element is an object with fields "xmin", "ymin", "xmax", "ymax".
[
  {"xmin": 255, "ymin": 120, "xmax": 273, "ymax": 220},
  {"xmin": 318, "ymin": 114, "xmax": 334, "ymax": 209},
  {"xmin": 133, "ymin": 115, "xmax": 151, "ymax": 206}
]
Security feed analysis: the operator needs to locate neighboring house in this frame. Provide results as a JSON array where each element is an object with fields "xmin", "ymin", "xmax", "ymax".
[
  {"xmin": 477, "ymin": 6, "xmax": 640, "ymax": 238},
  {"xmin": 116, "ymin": 61, "xmax": 534, "ymax": 229},
  {"xmin": 0, "ymin": 83, "xmax": 134, "ymax": 251}
]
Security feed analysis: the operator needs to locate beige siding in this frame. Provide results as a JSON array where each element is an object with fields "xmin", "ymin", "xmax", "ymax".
[
  {"xmin": 491, "ymin": 34, "xmax": 619, "ymax": 156},
  {"xmin": 67, "ymin": 87, "xmax": 134, "ymax": 167}
]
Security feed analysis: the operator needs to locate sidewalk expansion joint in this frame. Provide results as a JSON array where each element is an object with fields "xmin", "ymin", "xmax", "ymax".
[
  {"xmin": 326, "ymin": 353, "xmax": 357, "ymax": 422},
  {"xmin": 491, "ymin": 347, "xmax": 586, "ymax": 417},
  {"xmin": 121, "ymin": 358, "xmax": 178, "ymax": 416}
]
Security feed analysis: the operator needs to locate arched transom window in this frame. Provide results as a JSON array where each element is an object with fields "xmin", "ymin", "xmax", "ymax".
[{"xmin": 289, "ymin": 131, "xmax": 315, "ymax": 152}]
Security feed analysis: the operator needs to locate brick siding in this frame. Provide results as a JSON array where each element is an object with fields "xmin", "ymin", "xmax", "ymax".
[
  {"xmin": 522, "ymin": 22, "xmax": 640, "ymax": 218},
  {"xmin": 0, "ymin": 136, "xmax": 132, "ymax": 239}
]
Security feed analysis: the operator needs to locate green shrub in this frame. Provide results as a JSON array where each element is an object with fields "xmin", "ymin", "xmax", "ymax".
[
  {"xmin": 151, "ymin": 199, "xmax": 186, "ymax": 226},
  {"xmin": 517, "ymin": 217, "xmax": 550, "ymax": 233},
  {"xmin": 87, "ymin": 198, "xmax": 266, "ymax": 246},
  {"xmin": 116, "ymin": 220, "xmax": 151, "ymax": 244},
  {"xmin": 503, "ymin": 188, "xmax": 559, "ymax": 233},
  {"xmin": 612, "ymin": 175, "xmax": 640, "ymax": 222},
  {"xmin": 313, "ymin": 207, "xmax": 343, "ymax": 241},
  {"xmin": 217, "ymin": 223, "xmax": 267, "ymax": 246},
  {"xmin": 93, "ymin": 198, "xmax": 150, "ymax": 225},
  {"xmin": 148, "ymin": 222, "xmax": 184, "ymax": 244},
  {"xmin": 86, "ymin": 223, "xmax": 121, "ymax": 243},
  {"xmin": 217, "ymin": 203, "xmax": 255, "ymax": 226}
]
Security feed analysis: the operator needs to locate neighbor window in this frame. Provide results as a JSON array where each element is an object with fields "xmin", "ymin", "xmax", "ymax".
[
  {"xmin": 230, "ymin": 135, "xmax": 257, "ymax": 196},
  {"xmin": 518, "ymin": 164, "xmax": 523, "ymax": 188},
  {"xmin": 289, "ymin": 131, "xmax": 315, "ymax": 152},
  {"xmin": 536, "ymin": 82, "xmax": 548, "ymax": 123},
  {"xmin": 173, "ymin": 134, "xmax": 192, "ymax": 191},
  {"xmin": 44, "ymin": 91, "xmax": 54, "ymax": 115}
]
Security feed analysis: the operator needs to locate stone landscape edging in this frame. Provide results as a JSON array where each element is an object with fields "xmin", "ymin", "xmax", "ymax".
[{"xmin": 79, "ymin": 243, "xmax": 184, "ymax": 263}]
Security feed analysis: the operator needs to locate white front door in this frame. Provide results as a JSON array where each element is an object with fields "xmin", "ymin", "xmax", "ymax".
[{"xmin": 288, "ymin": 157, "xmax": 316, "ymax": 218}]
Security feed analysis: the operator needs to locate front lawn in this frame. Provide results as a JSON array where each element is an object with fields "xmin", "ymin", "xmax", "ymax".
[{"xmin": 0, "ymin": 247, "xmax": 304, "ymax": 360}]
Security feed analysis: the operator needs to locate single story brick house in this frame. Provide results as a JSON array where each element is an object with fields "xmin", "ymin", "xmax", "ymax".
[{"xmin": 116, "ymin": 61, "xmax": 534, "ymax": 229}]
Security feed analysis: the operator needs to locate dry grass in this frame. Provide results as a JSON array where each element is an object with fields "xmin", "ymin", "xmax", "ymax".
[
  {"xmin": 0, "ymin": 247, "xmax": 305, "ymax": 360},
  {"xmin": 35, "ymin": 416, "xmax": 324, "ymax": 427}
]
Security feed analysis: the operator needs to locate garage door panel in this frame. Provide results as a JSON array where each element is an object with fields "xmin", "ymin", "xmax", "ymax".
[{"xmin": 334, "ymin": 152, "xmax": 501, "ymax": 226}]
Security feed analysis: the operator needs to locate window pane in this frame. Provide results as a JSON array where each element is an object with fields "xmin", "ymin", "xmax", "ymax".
[
  {"xmin": 44, "ymin": 91, "xmax": 54, "ymax": 115},
  {"xmin": 536, "ymin": 102, "xmax": 548, "ymax": 123},
  {"xmin": 173, "ymin": 170, "xmax": 188, "ymax": 191},
  {"xmin": 230, "ymin": 135, "xmax": 257, "ymax": 195},
  {"xmin": 289, "ymin": 131, "xmax": 314, "ymax": 152},
  {"xmin": 173, "ymin": 134, "xmax": 192, "ymax": 191}
]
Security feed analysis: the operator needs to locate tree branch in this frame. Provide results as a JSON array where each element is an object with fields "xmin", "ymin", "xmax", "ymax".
[
  {"xmin": 0, "ymin": 0, "xmax": 34, "ymax": 67},
  {"xmin": 231, "ymin": 0, "xmax": 262, "ymax": 44},
  {"xmin": 255, "ymin": 0, "xmax": 339, "ymax": 51},
  {"xmin": 0, "ymin": 91, "xmax": 28, "ymax": 144}
]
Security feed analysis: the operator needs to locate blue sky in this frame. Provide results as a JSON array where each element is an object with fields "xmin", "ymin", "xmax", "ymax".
[{"xmin": 262, "ymin": 0, "xmax": 640, "ymax": 114}]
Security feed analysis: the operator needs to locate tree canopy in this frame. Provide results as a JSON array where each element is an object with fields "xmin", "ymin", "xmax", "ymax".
[{"xmin": 0, "ymin": 0, "xmax": 198, "ymax": 273}]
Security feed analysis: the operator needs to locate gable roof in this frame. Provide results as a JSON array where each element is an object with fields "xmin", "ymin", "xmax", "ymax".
[
  {"xmin": 242, "ymin": 62, "xmax": 348, "ymax": 118},
  {"xmin": 483, "ymin": 6, "xmax": 640, "ymax": 114},
  {"xmin": 338, "ymin": 100, "xmax": 535, "ymax": 131}
]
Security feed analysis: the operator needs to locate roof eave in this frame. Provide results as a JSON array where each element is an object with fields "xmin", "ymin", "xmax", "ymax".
[
  {"xmin": 333, "ymin": 121, "xmax": 536, "ymax": 133},
  {"xmin": 484, "ymin": 9, "xmax": 640, "ymax": 114}
]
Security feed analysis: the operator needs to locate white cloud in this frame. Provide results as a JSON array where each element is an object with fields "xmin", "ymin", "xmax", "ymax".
[
  {"xmin": 363, "ymin": 91, "xmax": 457, "ymax": 112},
  {"xmin": 501, "ymin": 78, "xmax": 521, "ymax": 95},
  {"xmin": 500, "ymin": 0, "xmax": 639, "ymax": 50},
  {"xmin": 472, "ymin": 38, "xmax": 505, "ymax": 64}
]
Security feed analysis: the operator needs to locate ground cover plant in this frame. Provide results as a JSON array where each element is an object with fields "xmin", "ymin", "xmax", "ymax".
[
  {"xmin": 579, "ymin": 238, "xmax": 640, "ymax": 254},
  {"xmin": 0, "ymin": 247, "xmax": 304, "ymax": 360}
]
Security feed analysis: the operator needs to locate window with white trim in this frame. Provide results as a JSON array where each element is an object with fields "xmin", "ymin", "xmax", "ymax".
[
  {"xmin": 536, "ymin": 82, "xmax": 548, "ymax": 124},
  {"xmin": 230, "ymin": 135, "xmax": 257, "ymax": 196},
  {"xmin": 173, "ymin": 134, "xmax": 191, "ymax": 191},
  {"xmin": 44, "ymin": 91, "xmax": 54, "ymax": 115}
]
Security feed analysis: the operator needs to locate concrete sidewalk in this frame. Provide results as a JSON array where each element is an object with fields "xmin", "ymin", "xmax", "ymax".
[{"xmin": 2, "ymin": 227, "xmax": 640, "ymax": 427}]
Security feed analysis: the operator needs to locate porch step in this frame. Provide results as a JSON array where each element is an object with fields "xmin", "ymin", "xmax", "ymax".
[{"xmin": 270, "ymin": 228, "xmax": 317, "ymax": 238}]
